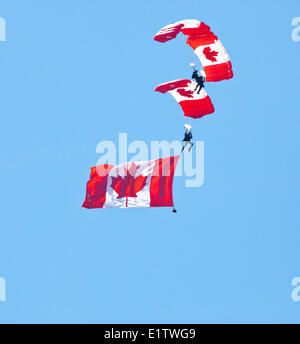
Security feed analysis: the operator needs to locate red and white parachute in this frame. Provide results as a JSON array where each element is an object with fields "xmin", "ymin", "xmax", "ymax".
[
  {"xmin": 154, "ymin": 19, "xmax": 233, "ymax": 82},
  {"xmin": 155, "ymin": 79, "xmax": 214, "ymax": 119}
]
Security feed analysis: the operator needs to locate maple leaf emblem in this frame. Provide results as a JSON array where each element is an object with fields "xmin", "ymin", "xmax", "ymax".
[
  {"xmin": 111, "ymin": 162, "xmax": 148, "ymax": 207},
  {"xmin": 176, "ymin": 88, "xmax": 194, "ymax": 98},
  {"xmin": 203, "ymin": 47, "xmax": 219, "ymax": 62}
]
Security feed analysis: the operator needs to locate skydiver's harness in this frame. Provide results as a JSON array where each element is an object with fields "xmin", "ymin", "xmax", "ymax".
[
  {"xmin": 181, "ymin": 131, "xmax": 193, "ymax": 153},
  {"xmin": 183, "ymin": 131, "xmax": 192, "ymax": 142},
  {"xmin": 194, "ymin": 75, "xmax": 205, "ymax": 87}
]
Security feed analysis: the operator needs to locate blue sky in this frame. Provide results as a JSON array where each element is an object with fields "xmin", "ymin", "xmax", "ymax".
[{"xmin": 0, "ymin": 0, "xmax": 300, "ymax": 323}]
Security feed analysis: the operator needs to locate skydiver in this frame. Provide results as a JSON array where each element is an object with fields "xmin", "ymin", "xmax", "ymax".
[
  {"xmin": 192, "ymin": 69, "xmax": 205, "ymax": 94},
  {"xmin": 181, "ymin": 128, "xmax": 193, "ymax": 152}
]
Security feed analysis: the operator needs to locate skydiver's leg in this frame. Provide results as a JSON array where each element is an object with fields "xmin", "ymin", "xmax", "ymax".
[
  {"xmin": 188, "ymin": 142, "xmax": 193, "ymax": 152},
  {"xmin": 197, "ymin": 85, "xmax": 203, "ymax": 94},
  {"xmin": 194, "ymin": 84, "xmax": 199, "ymax": 92},
  {"xmin": 181, "ymin": 141, "xmax": 188, "ymax": 152}
]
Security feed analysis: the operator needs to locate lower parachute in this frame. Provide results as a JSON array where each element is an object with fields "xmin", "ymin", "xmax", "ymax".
[{"xmin": 155, "ymin": 79, "xmax": 214, "ymax": 119}]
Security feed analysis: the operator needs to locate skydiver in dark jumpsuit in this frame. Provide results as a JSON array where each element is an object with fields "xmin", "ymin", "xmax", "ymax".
[
  {"xmin": 181, "ymin": 129, "xmax": 193, "ymax": 152},
  {"xmin": 192, "ymin": 69, "xmax": 206, "ymax": 94}
]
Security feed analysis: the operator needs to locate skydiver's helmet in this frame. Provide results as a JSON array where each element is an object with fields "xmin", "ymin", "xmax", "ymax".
[{"xmin": 184, "ymin": 124, "xmax": 192, "ymax": 131}]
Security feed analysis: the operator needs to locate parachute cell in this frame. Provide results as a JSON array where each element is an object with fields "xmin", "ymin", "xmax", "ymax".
[
  {"xmin": 155, "ymin": 79, "xmax": 214, "ymax": 119},
  {"xmin": 154, "ymin": 19, "xmax": 233, "ymax": 82}
]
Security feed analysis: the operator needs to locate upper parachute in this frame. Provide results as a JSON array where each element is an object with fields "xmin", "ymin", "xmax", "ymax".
[{"xmin": 154, "ymin": 19, "xmax": 233, "ymax": 82}]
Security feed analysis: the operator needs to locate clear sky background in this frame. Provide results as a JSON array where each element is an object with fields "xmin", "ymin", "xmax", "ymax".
[{"xmin": 0, "ymin": 0, "xmax": 300, "ymax": 324}]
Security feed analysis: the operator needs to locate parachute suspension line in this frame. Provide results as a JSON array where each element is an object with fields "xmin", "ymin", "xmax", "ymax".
[{"xmin": 190, "ymin": 62, "xmax": 196, "ymax": 72}]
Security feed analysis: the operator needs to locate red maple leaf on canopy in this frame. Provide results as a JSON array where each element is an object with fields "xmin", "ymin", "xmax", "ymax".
[
  {"xmin": 203, "ymin": 47, "xmax": 219, "ymax": 62},
  {"xmin": 111, "ymin": 162, "xmax": 148, "ymax": 207},
  {"xmin": 177, "ymin": 88, "xmax": 194, "ymax": 98}
]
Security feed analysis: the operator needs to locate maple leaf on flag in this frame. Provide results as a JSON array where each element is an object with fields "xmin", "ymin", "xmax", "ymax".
[
  {"xmin": 203, "ymin": 47, "xmax": 219, "ymax": 62},
  {"xmin": 111, "ymin": 162, "xmax": 148, "ymax": 207},
  {"xmin": 176, "ymin": 88, "xmax": 194, "ymax": 98}
]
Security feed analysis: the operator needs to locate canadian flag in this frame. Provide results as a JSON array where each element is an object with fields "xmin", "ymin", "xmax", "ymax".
[
  {"xmin": 82, "ymin": 156, "xmax": 179, "ymax": 209},
  {"xmin": 155, "ymin": 79, "xmax": 214, "ymax": 118}
]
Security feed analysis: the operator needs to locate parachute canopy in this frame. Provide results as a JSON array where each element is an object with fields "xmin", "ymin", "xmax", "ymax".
[
  {"xmin": 154, "ymin": 19, "xmax": 233, "ymax": 82},
  {"xmin": 155, "ymin": 79, "xmax": 214, "ymax": 119}
]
